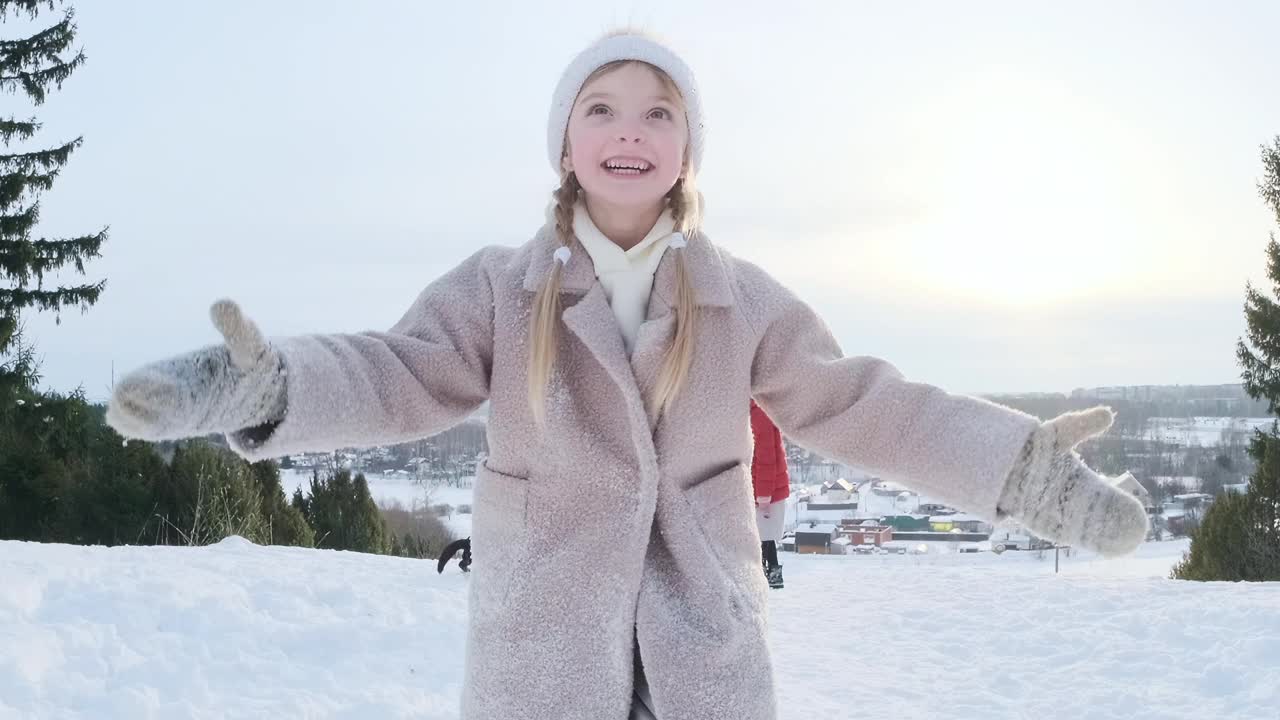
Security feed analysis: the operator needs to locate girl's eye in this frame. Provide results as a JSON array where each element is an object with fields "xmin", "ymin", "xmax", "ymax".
[
  {"xmin": 648, "ymin": 108, "xmax": 670, "ymax": 120},
  {"xmin": 587, "ymin": 104, "xmax": 611, "ymax": 116}
]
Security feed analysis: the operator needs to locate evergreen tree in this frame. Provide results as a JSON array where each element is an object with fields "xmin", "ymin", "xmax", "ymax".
[
  {"xmin": 1236, "ymin": 137, "xmax": 1280, "ymax": 558},
  {"xmin": 1180, "ymin": 136, "xmax": 1280, "ymax": 580},
  {"xmin": 1172, "ymin": 491, "xmax": 1261, "ymax": 581},
  {"xmin": 247, "ymin": 459, "xmax": 313, "ymax": 547},
  {"xmin": 297, "ymin": 469, "xmax": 388, "ymax": 554},
  {"xmin": 0, "ymin": 327, "xmax": 163, "ymax": 544},
  {"xmin": 159, "ymin": 441, "xmax": 269, "ymax": 546},
  {"xmin": 55, "ymin": 411, "xmax": 167, "ymax": 545},
  {"xmin": 0, "ymin": 325, "xmax": 93, "ymax": 540},
  {"xmin": 1239, "ymin": 139, "xmax": 1280, "ymax": 416},
  {"xmin": 0, "ymin": 0, "xmax": 105, "ymax": 387}
]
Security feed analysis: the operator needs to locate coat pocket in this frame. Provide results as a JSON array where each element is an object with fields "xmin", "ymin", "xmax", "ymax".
[
  {"xmin": 470, "ymin": 460, "xmax": 529, "ymax": 612},
  {"xmin": 682, "ymin": 463, "xmax": 766, "ymax": 610}
]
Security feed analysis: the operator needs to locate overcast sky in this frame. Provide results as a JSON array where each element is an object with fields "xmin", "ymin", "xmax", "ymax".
[{"xmin": 11, "ymin": 0, "xmax": 1280, "ymax": 400}]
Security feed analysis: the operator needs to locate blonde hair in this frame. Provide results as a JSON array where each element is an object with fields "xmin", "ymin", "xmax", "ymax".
[{"xmin": 529, "ymin": 59, "xmax": 702, "ymax": 425}]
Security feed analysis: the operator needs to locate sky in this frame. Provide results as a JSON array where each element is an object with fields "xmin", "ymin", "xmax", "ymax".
[{"xmin": 8, "ymin": 0, "xmax": 1280, "ymax": 400}]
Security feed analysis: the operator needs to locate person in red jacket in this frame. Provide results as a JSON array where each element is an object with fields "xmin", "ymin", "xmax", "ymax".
[{"xmin": 751, "ymin": 400, "xmax": 790, "ymax": 589}]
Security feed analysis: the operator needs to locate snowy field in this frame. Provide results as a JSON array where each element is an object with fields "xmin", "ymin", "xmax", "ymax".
[
  {"xmin": 2, "ymin": 536, "xmax": 1277, "ymax": 719},
  {"xmin": 1140, "ymin": 416, "xmax": 1273, "ymax": 447},
  {"xmin": 282, "ymin": 469, "xmax": 474, "ymax": 539}
]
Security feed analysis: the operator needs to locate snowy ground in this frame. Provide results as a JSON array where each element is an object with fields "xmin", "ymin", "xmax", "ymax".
[
  {"xmin": 2, "ymin": 536, "xmax": 1277, "ymax": 719},
  {"xmin": 1140, "ymin": 416, "xmax": 1272, "ymax": 447}
]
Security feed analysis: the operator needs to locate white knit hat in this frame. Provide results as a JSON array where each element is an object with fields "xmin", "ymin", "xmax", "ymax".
[{"xmin": 547, "ymin": 33, "xmax": 705, "ymax": 175}]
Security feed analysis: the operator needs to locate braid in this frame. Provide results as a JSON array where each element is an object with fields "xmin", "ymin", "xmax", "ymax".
[
  {"xmin": 528, "ymin": 172, "xmax": 581, "ymax": 426},
  {"xmin": 652, "ymin": 170, "xmax": 702, "ymax": 416}
]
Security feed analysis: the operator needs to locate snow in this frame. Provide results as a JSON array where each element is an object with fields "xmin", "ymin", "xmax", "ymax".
[
  {"xmin": 0, "ymin": 538, "xmax": 466, "ymax": 719},
  {"xmin": 2, "ymin": 536, "xmax": 1277, "ymax": 719},
  {"xmin": 795, "ymin": 524, "xmax": 838, "ymax": 535},
  {"xmin": 1151, "ymin": 475, "xmax": 1204, "ymax": 489},
  {"xmin": 282, "ymin": 469, "xmax": 475, "ymax": 539},
  {"xmin": 928, "ymin": 513, "xmax": 985, "ymax": 523},
  {"xmin": 1140, "ymin": 417, "xmax": 1272, "ymax": 448}
]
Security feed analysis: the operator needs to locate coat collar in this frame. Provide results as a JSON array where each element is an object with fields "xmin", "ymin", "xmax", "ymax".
[{"xmin": 521, "ymin": 222, "xmax": 735, "ymax": 308}]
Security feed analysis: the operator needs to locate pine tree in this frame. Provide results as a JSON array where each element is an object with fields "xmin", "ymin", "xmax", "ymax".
[
  {"xmin": 0, "ymin": 0, "xmax": 105, "ymax": 382},
  {"xmin": 297, "ymin": 469, "xmax": 388, "ymax": 554},
  {"xmin": 1172, "ymin": 491, "xmax": 1259, "ymax": 581},
  {"xmin": 1180, "ymin": 136, "xmax": 1280, "ymax": 581},
  {"xmin": 247, "ymin": 460, "xmax": 314, "ymax": 547}
]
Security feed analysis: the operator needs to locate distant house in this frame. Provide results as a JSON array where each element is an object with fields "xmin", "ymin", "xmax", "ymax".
[
  {"xmin": 1173, "ymin": 493, "xmax": 1213, "ymax": 510},
  {"xmin": 794, "ymin": 523, "xmax": 838, "ymax": 554},
  {"xmin": 795, "ymin": 499, "xmax": 860, "ymax": 528},
  {"xmin": 1158, "ymin": 495, "xmax": 1212, "ymax": 537},
  {"xmin": 1160, "ymin": 504, "xmax": 1191, "ymax": 536},
  {"xmin": 881, "ymin": 540, "xmax": 913, "ymax": 554},
  {"xmin": 881, "ymin": 514, "xmax": 932, "ymax": 532},
  {"xmin": 823, "ymin": 478, "xmax": 856, "ymax": 493},
  {"xmin": 858, "ymin": 480, "xmax": 920, "ymax": 517},
  {"xmin": 1113, "ymin": 472, "xmax": 1154, "ymax": 511},
  {"xmin": 837, "ymin": 521, "xmax": 892, "ymax": 547},
  {"xmin": 821, "ymin": 478, "xmax": 857, "ymax": 502},
  {"xmin": 928, "ymin": 514, "xmax": 990, "ymax": 533}
]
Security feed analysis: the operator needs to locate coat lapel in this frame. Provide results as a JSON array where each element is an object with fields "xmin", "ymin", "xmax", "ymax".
[
  {"xmin": 630, "ymin": 232, "xmax": 737, "ymax": 426},
  {"xmin": 523, "ymin": 224, "xmax": 738, "ymax": 427},
  {"xmin": 630, "ymin": 302, "xmax": 677, "ymax": 428},
  {"xmin": 522, "ymin": 226, "xmax": 642, "ymax": 420},
  {"xmin": 560, "ymin": 285, "xmax": 646, "ymax": 417}
]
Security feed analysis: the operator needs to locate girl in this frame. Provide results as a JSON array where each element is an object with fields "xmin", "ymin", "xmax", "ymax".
[
  {"xmin": 106, "ymin": 31, "xmax": 1149, "ymax": 720},
  {"xmin": 751, "ymin": 400, "xmax": 789, "ymax": 589}
]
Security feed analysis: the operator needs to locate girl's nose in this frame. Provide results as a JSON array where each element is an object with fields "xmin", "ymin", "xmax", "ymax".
[{"xmin": 616, "ymin": 131, "xmax": 644, "ymax": 144}]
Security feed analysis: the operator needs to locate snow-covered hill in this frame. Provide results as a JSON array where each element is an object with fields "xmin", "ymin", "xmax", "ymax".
[{"xmin": 1, "ymin": 538, "xmax": 1276, "ymax": 719}]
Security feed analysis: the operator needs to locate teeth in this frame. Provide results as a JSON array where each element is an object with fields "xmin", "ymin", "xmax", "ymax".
[{"xmin": 604, "ymin": 159, "xmax": 650, "ymax": 171}]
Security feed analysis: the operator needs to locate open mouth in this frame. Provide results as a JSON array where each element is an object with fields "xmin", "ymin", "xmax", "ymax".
[{"xmin": 601, "ymin": 157, "xmax": 653, "ymax": 176}]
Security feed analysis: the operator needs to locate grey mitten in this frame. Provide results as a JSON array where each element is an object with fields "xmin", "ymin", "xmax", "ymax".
[
  {"xmin": 105, "ymin": 300, "xmax": 286, "ymax": 444},
  {"xmin": 997, "ymin": 406, "xmax": 1149, "ymax": 557}
]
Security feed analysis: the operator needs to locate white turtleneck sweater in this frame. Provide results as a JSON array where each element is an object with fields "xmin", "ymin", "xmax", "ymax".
[{"xmin": 572, "ymin": 202, "xmax": 678, "ymax": 356}]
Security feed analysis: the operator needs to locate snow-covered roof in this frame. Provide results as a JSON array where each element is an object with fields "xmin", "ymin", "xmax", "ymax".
[
  {"xmin": 796, "ymin": 524, "xmax": 838, "ymax": 535},
  {"xmin": 797, "ymin": 508, "xmax": 858, "ymax": 523},
  {"xmin": 1150, "ymin": 476, "xmax": 1203, "ymax": 485},
  {"xmin": 1113, "ymin": 474, "xmax": 1152, "ymax": 501},
  {"xmin": 929, "ymin": 514, "xmax": 985, "ymax": 523}
]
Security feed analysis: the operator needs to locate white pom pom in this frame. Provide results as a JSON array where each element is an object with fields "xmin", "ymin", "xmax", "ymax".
[{"xmin": 553, "ymin": 246, "xmax": 572, "ymax": 264}]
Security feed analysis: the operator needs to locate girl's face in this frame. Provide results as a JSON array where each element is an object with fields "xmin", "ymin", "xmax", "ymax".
[{"xmin": 563, "ymin": 62, "xmax": 688, "ymax": 210}]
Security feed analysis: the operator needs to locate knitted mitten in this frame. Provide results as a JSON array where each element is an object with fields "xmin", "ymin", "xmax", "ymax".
[
  {"xmin": 106, "ymin": 300, "xmax": 286, "ymax": 446},
  {"xmin": 997, "ymin": 406, "xmax": 1149, "ymax": 557}
]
